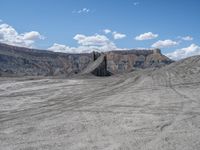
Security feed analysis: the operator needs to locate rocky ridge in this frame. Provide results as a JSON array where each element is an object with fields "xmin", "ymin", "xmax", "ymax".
[{"xmin": 0, "ymin": 43, "xmax": 173, "ymax": 76}]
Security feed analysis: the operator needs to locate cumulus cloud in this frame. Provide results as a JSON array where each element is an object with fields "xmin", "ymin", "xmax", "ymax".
[
  {"xmin": 135, "ymin": 32, "xmax": 158, "ymax": 41},
  {"xmin": 48, "ymin": 43, "xmax": 117, "ymax": 53},
  {"xmin": 23, "ymin": 31, "xmax": 44, "ymax": 40},
  {"xmin": 112, "ymin": 32, "xmax": 126, "ymax": 40},
  {"xmin": 48, "ymin": 43, "xmax": 77, "ymax": 53},
  {"xmin": 103, "ymin": 29, "xmax": 111, "ymax": 34},
  {"xmin": 103, "ymin": 29, "xmax": 126, "ymax": 40},
  {"xmin": 0, "ymin": 23, "xmax": 44, "ymax": 48},
  {"xmin": 133, "ymin": 2, "xmax": 139, "ymax": 6},
  {"xmin": 73, "ymin": 34, "xmax": 112, "ymax": 46},
  {"xmin": 152, "ymin": 39, "xmax": 178, "ymax": 48},
  {"xmin": 73, "ymin": 8, "xmax": 90, "ymax": 14},
  {"xmin": 166, "ymin": 44, "xmax": 200, "ymax": 60},
  {"xmin": 48, "ymin": 34, "xmax": 118, "ymax": 53},
  {"xmin": 179, "ymin": 36, "xmax": 193, "ymax": 41}
]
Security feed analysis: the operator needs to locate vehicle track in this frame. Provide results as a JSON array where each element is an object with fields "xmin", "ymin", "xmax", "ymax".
[{"xmin": 1, "ymin": 56, "xmax": 200, "ymax": 150}]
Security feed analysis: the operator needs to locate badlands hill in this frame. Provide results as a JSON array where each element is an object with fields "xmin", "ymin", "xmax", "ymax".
[
  {"xmin": 0, "ymin": 55, "xmax": 200, "ymax": 149},
  {"xmin": 0, "ymin": 43, "xmax": 173, "ymax": 76}
]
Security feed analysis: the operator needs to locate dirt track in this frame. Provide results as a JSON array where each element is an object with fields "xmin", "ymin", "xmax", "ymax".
[{"xmin": 0, "ymin": 56, "xmax": 200, "ymax": 150}]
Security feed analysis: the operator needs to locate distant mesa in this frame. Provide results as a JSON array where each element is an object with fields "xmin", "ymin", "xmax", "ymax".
[{"xmin": 0, "ymin": 42, "xmax": 173, "ymax": 77}]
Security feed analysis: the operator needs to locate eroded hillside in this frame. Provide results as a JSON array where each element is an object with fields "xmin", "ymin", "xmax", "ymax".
[{"xmin": 0, "ymin": 43, "xmax": 173, "ymax": 76}]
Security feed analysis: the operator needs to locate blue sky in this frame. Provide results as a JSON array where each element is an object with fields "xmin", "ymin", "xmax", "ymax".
[{"xmin": 0, "ymin": 0, "xmax": 200, "ymax": 59}]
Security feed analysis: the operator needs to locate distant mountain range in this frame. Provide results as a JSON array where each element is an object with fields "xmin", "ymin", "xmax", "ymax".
[{"xmin": 0, "ymin": 43, "xmax": 173, "ymax": 77}]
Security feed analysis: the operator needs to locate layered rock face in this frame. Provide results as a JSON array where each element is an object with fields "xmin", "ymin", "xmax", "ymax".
[
  {"xmin": 106, "ymin": 49, "xmax": 173, "ymax": 73},
  {"xmin": 0, "ymin": 43, "xmax": 173, "ymax": 76},
  {"xmin": 0, "ymin": 43, "xmax": 92, "ymax": 76}
]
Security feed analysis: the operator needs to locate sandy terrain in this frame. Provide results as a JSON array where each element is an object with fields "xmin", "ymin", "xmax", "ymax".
[{"xmin": 0, "ymin": 56, "xmax": 200, "ymax": 150}]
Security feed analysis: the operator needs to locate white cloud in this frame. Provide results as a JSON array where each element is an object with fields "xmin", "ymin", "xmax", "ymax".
[
  {"xmin": 48, "ymin": 34, "xmax": 118, "ymax": 53},
  {"xmin": 135, "ymin": 32, "xmax": 158, "ymax": 40},
  {"xmin": 103, "ymin": 29, "xmax": 126, "ymax": 40},
  {"xmin": 48, "ymin": 43, "xmax": 117, "ymax": 53},
  {"xmin": 152, "ymin": 39, "xmax": 178, "ymax": 48},
  {"xmin": 23, "ymin": 31, "xmax": 44, "ymax": 40},
  {"xmin": 133, "ymin": 2, "xmax": 139, "ymax": 6},
  {"xmin": 73, "ymin": 8, "xmax": 90, "ymax": 14},
  {"xmin": 112, "ymin": 31, "xmax": 126, "ymax": 40},
  {"xmin": 166, "ymin": 44, "xmax": 200, "ymax": 60},
  {"xmin": 48, "ymin": 43, "xmax": 77, "ymax": 53},
  {"xmin": 0, "ymin": 23, "xmax": 44, "ymax": 48},
  {"xmin": 179, "ymin": 36, "xmax": 193, "ymax": 41},
  {"xmin": 104, "ymin": 29, "xmax": 111, "ymax": 34},
  {"xmin": 73, "ymin": 34, "xmax": 112, "ymax": 46}
]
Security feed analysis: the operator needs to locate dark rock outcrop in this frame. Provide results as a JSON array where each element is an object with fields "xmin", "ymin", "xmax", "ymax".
[{"xmin": 81, "ymin": 52, "xmax": 111, "ymax": 76}]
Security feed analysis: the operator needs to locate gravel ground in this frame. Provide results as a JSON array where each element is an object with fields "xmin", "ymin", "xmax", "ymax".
[{"xmin": 0, "ymin": 56, "xmax": 200, "ymax": 150}]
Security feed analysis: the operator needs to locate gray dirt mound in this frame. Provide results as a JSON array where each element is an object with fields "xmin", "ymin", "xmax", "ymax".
[{"xmin": 1, "ymin": 55, "xmax": 200, "ymax": 150}]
